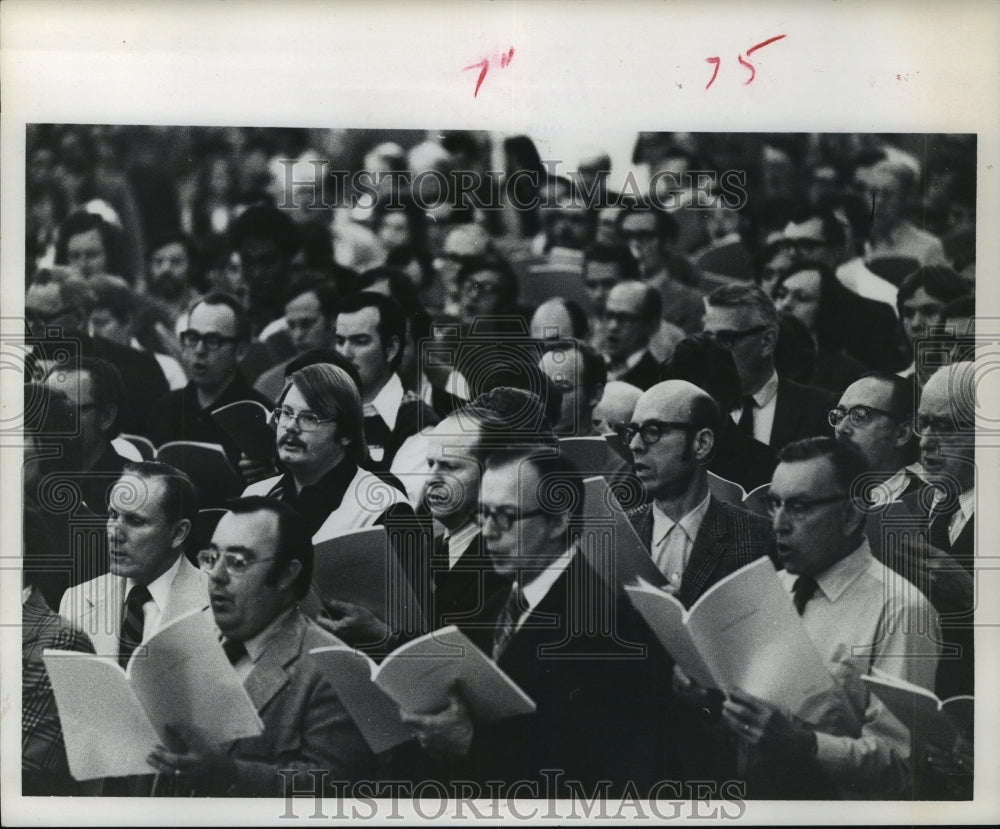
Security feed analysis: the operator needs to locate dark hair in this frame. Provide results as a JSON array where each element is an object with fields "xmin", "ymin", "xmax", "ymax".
[
  {"xmin": 54, "ymin": 209, "xmax": 123, "ymax": 277},
  {"xmin": 45, "ymin": 356, "xmax": 126, "ymax": 440},
  {"xmin": 22, "ymin": 383, "xmax": 83, "ymax": 480},
  {"xmin": 188, "ymin": 291, "xmax": 251, "ymax": 341},
  {"xmin": 535, "ymin": 298, "xmax": 590, "ymax": 340},
  {"xmin": 776, "ymin": 436, "xmax": 871, "ymax": 496},
  {"xmin": 941, "ymin": 294, "xmax": 975, "ymax": 322},
  {"xmin": 661, "ymin": 333, "xmax": 742, "ymax": 413},
  {"xmin": 88, "ymin": 274, "xmax": 135, "ymax": 323},
  {"xmin": 461, "ymin": 387, "xmax": 559, "ymax": 448},
  {"xmin": 484, "ymin": 450, "xmax": 585, "ymax": 523},
  {"xmin": 228, "ymin": 203, "xmax": 299, "ymax": 260},
  {"xmin": 281, "ymin": 272, "xmax": 338, "ymax": 317},
  {"xmin": 854, "ymin": 371, "xmax": 919, "ymax": 464},
  {"xmin": 121, "ymin": 460, "xmax": 200, "ymax": 534},
  {"xmin": 616, "ymin": 198, "xmax": 679, "ymax": 244},
  {"xmin": 783, "ymin": 208, "xmax": 847, "ymax": 249},
  {"xmin": 455, "ymin": 255, "xmax": 520, "ymax": 313},
  {"xmin": 688, "ymin": 390, "xmax": 724, "ymax": 442},
  {"xmin": 583, "ymin": 242, "xmax": 641, "ymax": 281},
  {"xmin": 280, "ymin": 362, "xmax": 367, "ymax": 465},
  {"xmin": 336, "ymin": 291, "xmax": 407, "ymax": 372},
  {"xmin": 774, "ymin": 260, "xmax": 854, "ymax": 348},
  {"xmin": 283, "ymin": 349, "xmax": 361, "ymax": 389},
  {"xmin": 384, "ymin": 244, "xmax": 436, "ymax": 288},
  {"xmin": 896, "ymin": 266, "xmax": 969, "ymax": 313},
  {"xmin": 223, "ymin": 496, "xmax": 313, "ymax": 599},
  {"xmin": 148, "ymin": 230, "xmax": 197, "ymax": 269}
]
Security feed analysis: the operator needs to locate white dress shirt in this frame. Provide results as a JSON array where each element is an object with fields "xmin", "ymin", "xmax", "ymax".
[
  {"xmin": 125, "ymin": 554, "xmax": 184, "ymax": 643},
  {"xmin": 651, "ymin": 492, "xmax": 712, "ymax": 590},
  {"xmin": 730, "ymin": 370, "xmax": 779, "ymax": 446}
]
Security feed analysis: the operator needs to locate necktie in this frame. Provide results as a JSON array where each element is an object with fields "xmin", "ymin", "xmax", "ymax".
[
  {"xmin": 363, "ymin": 408, "xmax": 393, "ymax": 464},
  {"xmin": 929, "ymin": 498, "xmax": 960, "ymax": 552},
  {"xmin": 491, "ymin": 582, "xmax": 523, "ymax": 661},
  {"xmin": 222, "ymin": 638, "xmax": 248, "ymax": 666},
  {"xmin": 118, "ymin": 584, "xmax": 151, "ymax": 669},
  {"xmin": 792, "ymin": 575, "xmax": 818, "ymax": 615},
  {"xmin": 738, "ymin": 396, "xmax": 756, "ymax": 436}
]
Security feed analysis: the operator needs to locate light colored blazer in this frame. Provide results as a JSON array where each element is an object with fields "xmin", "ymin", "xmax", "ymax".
[{"xmin": 58, "ymin": 556, "xmax": 210, "ymax": 660}]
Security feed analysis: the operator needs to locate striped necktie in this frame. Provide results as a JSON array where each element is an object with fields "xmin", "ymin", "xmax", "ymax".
[{"xmin": 491, "ymin": 582, "xmax": 523, "ymax": 661}]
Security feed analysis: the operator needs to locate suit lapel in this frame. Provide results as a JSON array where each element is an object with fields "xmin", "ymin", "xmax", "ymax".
[
  {"xmin": 242, "ymin": 610, "xmax": 303, "ymax": 713},
  {"xmin": 678, "ymin": 498, "xmax": 726, "ymax": 609},
  {"xmin": 82, "ymin": 574, "xmax": 125, "ymax": 659},
  {"xmin": 159, "ymin": 557, "xmax": 210, "ymax": 628},
  {"xmin": 769, "ymin": 378, "xmax": 794, "ymax": 450}
]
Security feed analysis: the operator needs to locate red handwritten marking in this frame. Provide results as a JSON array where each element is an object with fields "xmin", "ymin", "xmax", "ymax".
[
  {"xmin": 464, "ymin": 47, "xmax": 515, "ymax": 97},
  {"xmin": 705, "ymin": 56, "xmax": 721, "ymax": 90},
  {"xmin": 706, "ymin": 34, "xmax": 786, "ymax": 89}
]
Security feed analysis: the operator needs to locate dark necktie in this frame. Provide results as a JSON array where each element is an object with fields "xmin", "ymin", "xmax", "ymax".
[
  {"xmin": 792, "ymin": 575, "xmax": 819, "ymax": 615},
  {"xmin": 118, "ymin": 584, "xmax": 151, "ymax": 669},
  {"xmin": 491, "ymin": 582, "xmax": 523, "ymax": 661},
  {"xmin": 738, "ymin": 396, "xmax": 756, "ymax": 436},
  {"xmin": 222, "ymin": 638, "xmax": 248, "ymax": 666},
  {"xmin": 363, "ymin": 411, "xmax": 393, "ymax": 463},
  {"xmin": 929, "ymin": 498, "xmax": 960, "ymax": 552}
]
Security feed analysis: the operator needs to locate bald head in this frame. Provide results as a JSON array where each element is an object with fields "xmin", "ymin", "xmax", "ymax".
[
  {"xmin": 593, "ymin": 381, "xmax": 642, "ymax": 435},
  {"xmin": 633, "ymin": 380, "xmax": 722, "ymax": 435}
]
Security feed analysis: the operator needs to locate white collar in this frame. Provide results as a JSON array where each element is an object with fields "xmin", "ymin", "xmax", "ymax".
[
  {"xmin": 126, "ymin": 554, "xmax": 183, "ymax": 612},
  {"xmin": 814, "ymin": 538, "xmax": 873, "ymax": 603},
  {"xmin": 651, "ymin": 490, "xmax": 712, "ymax": 547},
  {"xmin": 369, "ymin": 372, "xmax": 405, "ymax": 431},
  {"xmin": 442, "ymin": 520, "xmax": 481, "ymax": 569},
  {"xmin": 520, "ymin": 546, "xmax": 577, "ymax": 616},
  {"xmin": 750, "ymin": 370, "xmax": 780, "ymax": 408}
]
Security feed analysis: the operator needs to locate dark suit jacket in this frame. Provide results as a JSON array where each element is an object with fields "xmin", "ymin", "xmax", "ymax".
[
  {"xmin": 626, "ymin": 495, "xmax": 777, "ymax": 609},
  {"xmin": 621, "ymin": 350, "xmax": 662, "ymax": 392},
  {"xmin": 466, "ymin": 551, "xmax": 673, "ymax": 795},
  {"xmin": 709, "ymin": 420, "xmax": 776, "ymax": 494},
  {"xmin": 430, "ymin": 531, "xmax": 512, "ymax": 653},
  {"xmin": 770, "ymin": 376, "xmax": 836, "ymax": 454}
]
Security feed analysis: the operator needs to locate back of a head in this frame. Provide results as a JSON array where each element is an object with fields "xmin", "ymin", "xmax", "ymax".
[
  {"xmin": 583, "ymin": 241, "xmax": 641, "ymax": 281},
  {"xmin": 462, "ymin": 386, "xmax": 558, "ymax": 449},
  {"xmin": 706, "ymin": 282, "xmax": 779, "ymax": 327},
  {"xmin": 228, "ymin": 203, "xmax": 299, "ymax": 260},
  {"xmin": 661, "ymin": 333, "xmax": 742, "ymax": 414},
  {"xmin": 897, "ymin": 265, "xmax": 969, "ymax": 310}
]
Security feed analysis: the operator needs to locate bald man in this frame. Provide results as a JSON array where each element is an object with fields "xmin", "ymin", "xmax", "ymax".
[
  {"xmin": 592, "ymin": 380, "xmax": 642, "ymax": 436},
  {"xmin": 623, "ymin": 380, "xmax": 777, "ymax": 604}
]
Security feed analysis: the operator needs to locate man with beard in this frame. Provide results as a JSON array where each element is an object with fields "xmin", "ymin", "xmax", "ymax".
[{"xmin": 145, "ymin": 231, "xmax": 202, "ymax": 333}]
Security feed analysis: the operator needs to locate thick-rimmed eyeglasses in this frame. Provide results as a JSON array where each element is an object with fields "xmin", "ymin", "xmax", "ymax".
[
  {"xmin": 763, "ymin": 493, "xmax": 847, "ymax": 519},
  {"xmin": 479, "ymin": 505, "xmax": 549, "ymax": 532},
  {"xmin": 197, "ymin": 549, "xmax": 276, "ymax": 576},
  {"xmin": 914, "ymin": 416, "xmax": 963, "ymax": 438},
  {"xmin": 828, "ymin": 405, "xmax": 897, "ymax": 429},
  {"xmin": 271, "ymin": 406, "xmax": 335, "ymax": 433},
  {"xmin": 704, "ymin": 325, "xmax": 769, "ymax": 349},
  {"xmin": 180, "ymin": 329, "xmax": 240, "ymax": 351},
  {"xmin": 617, "ymin": 420, "xmax": 696, "ymax": 447}
]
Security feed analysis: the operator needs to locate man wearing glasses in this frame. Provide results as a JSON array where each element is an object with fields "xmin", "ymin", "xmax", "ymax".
[
  {"xmin": 145, "ymin": 293, "xmax": 272, "ymax": 464},
  {"xmin": 601, "ymin": 280, "xmax": 665, "ymax": 391},
  {"xmin": 829, "ymin": 372, "xmax": 922, "ymax": 507},
  {"xmin": 148, "ymin": 497, "xmax": 372, "ymax": 795},
  {"xmin": 721, "ymin": 437, "xmax": 940, "ymax": 799},
  {"xmin": 702, "ymin": 283, "xmax": 833, "ymax": 452},
  {"xmin": 401, "ymin": 449, "xmax": 672, "ymax": 795}
]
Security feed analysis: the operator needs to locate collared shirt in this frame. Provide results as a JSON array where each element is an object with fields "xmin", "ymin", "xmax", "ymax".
[
  {"xmin": 932, "ymin": 486, "xmax": 976, "ymax": 546},
  {"xmin": 777, "ymin": 539, "xmax": 941, "ymax": 796},
  {"xmin": 224, "ymin": 605, "xmax": 297, "ymax": 683},
  {"xmin": 441, "ymin": 520, "xmax": 481, "ymax": 570},
  {"xmin": 272, "ymin": 458, "xmax": 358, "ymax": 538},
  {"xmin": 607, "ymin": 347, "xmax": 648, "ymax": 381},
  {"xmin": 651, "ymin": 491, "xmax": 712, "ymax": 590},
  {"xmin": 866, "ymin": 463, "xmax": 925, "ymax": 509},
  {"xmin": 515, "ymin": 547, "xmax": 577, "ymax": 632},
  {"xmin": 368, "ymin": 372, "xmax": 405, "ymax": 432},
  {"xmin": 730, "ymin": 370, "xmax": 779, "ymax": 446},
  {"xmin": 836, "ymin": 257, "xmax": 900, "ymax": 312},
  {"xmin": 125, "ymin": 554, "xmax": 183, "ymax": 643}
]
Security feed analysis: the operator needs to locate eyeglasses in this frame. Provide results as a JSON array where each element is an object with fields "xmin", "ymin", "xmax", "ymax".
[
  {"xmin": 479, "ymin": 505, "xmax": 549, "ymax": 532},
  {"xmin": 461, "ymin": 279, "xmax": 501, "ymax": 296},
  {"xmin": 180, "ymin": 329, "xmax": 240, "ymax": 351},
  {"xmin": 704, "ymin": 325, "xmax": 769, "ymax": 349},
  {"xmin": 828, "ymin": 405, "xmax": 898, "ymax": 429},
  {"xmin": 764, "ymin": 492, "xmax": 848, "ymax": 519},
  {"xmin": 271, "ymin": 406, "xmax": 335, "ymax": 433},
  {"xmin": 914, "ymin": 415, "xmax": 962, "ymax": 437},
  {"xmin": 617, "ymin": 420, "xmax": 696, "ymax": 446},
  {"xmin": 197, "ymin": 549, "xmax": 276, "ymax": 576}
]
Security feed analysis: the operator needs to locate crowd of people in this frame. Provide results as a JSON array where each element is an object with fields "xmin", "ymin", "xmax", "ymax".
[{"xmin": 22, "ymin": 126, "xmax": 977, "ymax": 801}]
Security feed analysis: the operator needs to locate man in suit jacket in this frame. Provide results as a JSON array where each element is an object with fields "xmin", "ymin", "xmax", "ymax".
[
  {"xmin": 148, "ymin": 497, "xmax": 373, "ymax": 795},
  {"xmin": 703, "ymin": 283, "xmax": 833, "ymax": 453},
  {"xmin": 58, "ymin": 461, "xmax": 208, "ymax": 662},
  {"xmin": 400, "ymin": 451, "xmax": 673, "ymax": 796},
  {"xmin": 601, "ymin": 280, "xmax": 665, "ymax": 391}
]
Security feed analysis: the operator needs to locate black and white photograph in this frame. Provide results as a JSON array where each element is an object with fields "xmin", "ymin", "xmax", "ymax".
[{"xmin": 3, "ymin": 1, "xmax": 999, "ymax": 825}]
